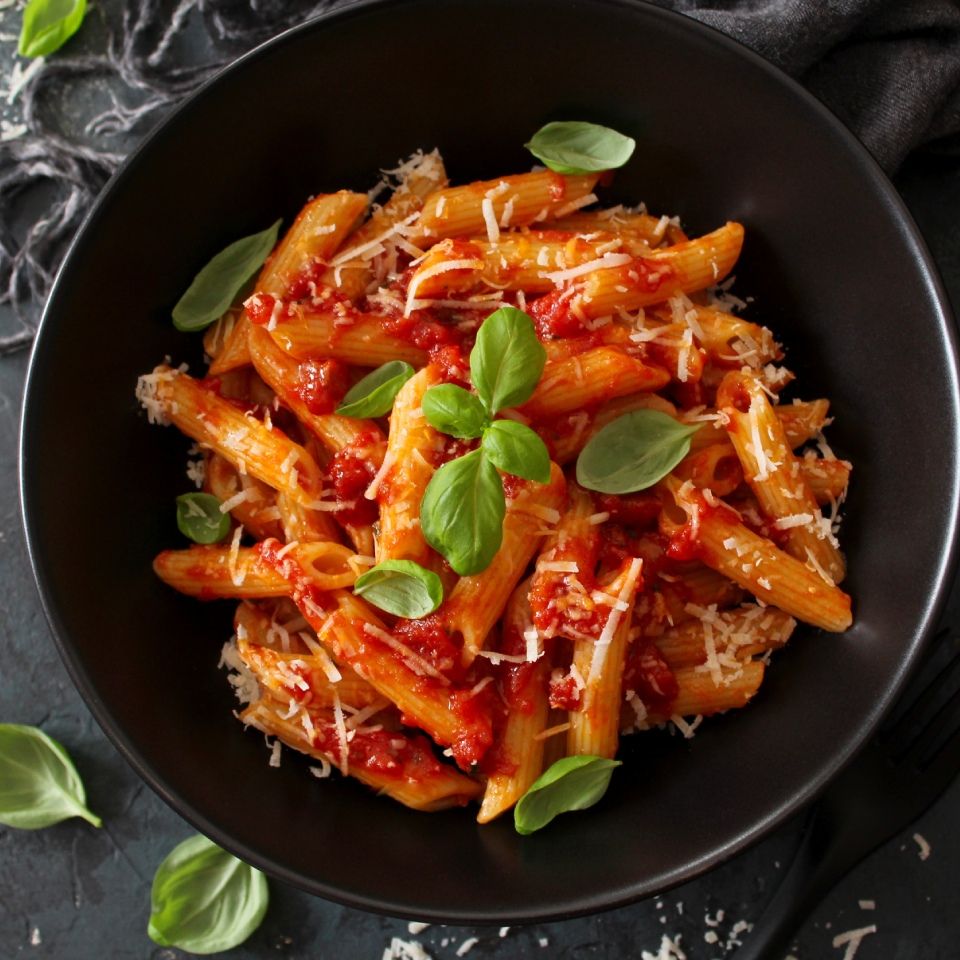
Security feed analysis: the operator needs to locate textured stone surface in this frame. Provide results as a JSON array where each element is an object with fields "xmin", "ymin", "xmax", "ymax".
[{"xmin": 2, "ymin": 6, "xmax": 960, "ymax": 958}]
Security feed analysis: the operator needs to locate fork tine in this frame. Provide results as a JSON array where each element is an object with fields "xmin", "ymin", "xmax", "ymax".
[
  {"xmin": 883, "ymin": 640, "xmax": 960, "ymax": 758},
  {"xmin": 899, "ymin": 681, "xmax": 960, "ymax": 770}
]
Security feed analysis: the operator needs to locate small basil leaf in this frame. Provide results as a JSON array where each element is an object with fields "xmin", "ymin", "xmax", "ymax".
[
  {"xmin": 525, "ymin": 121, "xmax": 636, "ymax": 175},
  {"xmin": 0, "ymin": 724, "xmax": 101, "ymax": 829},
  {"xmin": 482, "ymin": 420, "xmax": 551, "ymax": 484},
  {"xmin": 421, "ymin": 384, "xmax": 490, "ymax": 439},
  {"xmin": 336, "ymin": 361, "xmax": 416, "ymax": 418},
  {"xmin": 353, "ymin": 560, "xmax": 444, "ymax": 618},
  {"xmin": 18, "ymin": 0, "xmax": 86, "ymax": 57},
  {"xmin": 421, "ymin": 448, "xmax": 506, "ymax": 576},
  {"xmin": 148, "ymin": 834, "xmax": 268, "ymax": 954},
  {"xmin": 176, "ymin": 493, "xmax": 231, "ymax": 544},
  {"xmin": 576, "ymin": 410, "xmax": 700, "ymax": 494},
  {"xmin": 172, "ymin": 220, "xmax": 281, "ymax": 332},
  {"xmin": 514, "ymin": 756, "xmax": 621, "ymax": 835},
  {"xmin": 471, "ymin": 307, "xmax": 546, "ymax": 416}
]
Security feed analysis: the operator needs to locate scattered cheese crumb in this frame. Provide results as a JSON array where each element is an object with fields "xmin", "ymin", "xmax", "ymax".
[
  {"xmin": 914, "ymin": 832, "xmax": 931, "ymax": 860},
  {"xmin": 499, "ymin": 926, "xmax": 510, "ymax": 937},
  {"xmin": 455, "ymin": 937, "xmax": 479, "ymax": 956},
  {"xmin": 859, "ymin": 900, "xmax": 875, "ymax": 910},
  {"xmin": 831, "ymin": 925, "xmax": 876, "ymax": 960},
  {"xmin": 641, "ymin": 934, "xmax": 686, "ymax": 960},
  {"xmin": 383, "ymin": 937, "xmax": 433, "ymax": 960},
  {"xmin": 407, "ymin": 922, "xmax": 431, "ymax": 935}
]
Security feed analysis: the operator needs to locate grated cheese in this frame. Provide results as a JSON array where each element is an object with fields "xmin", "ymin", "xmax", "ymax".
[
  {"xmin": 542, "ymin": 252, "xmax": 633, "ymax": 286},
  {"xmin": 831, "ymin": 925, "xmax": 876, "ymax": 960}
]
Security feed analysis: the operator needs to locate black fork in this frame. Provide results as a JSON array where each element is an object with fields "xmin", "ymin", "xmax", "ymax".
[{"xmin": 735, "ymin": 631, "xmax": 960, "ymax": 960}]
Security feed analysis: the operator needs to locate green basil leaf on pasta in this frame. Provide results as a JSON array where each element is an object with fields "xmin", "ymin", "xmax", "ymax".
[
  {"xmin": 172, "ymin": 220, "xmax": 281, "ymax": 332},
  {"xmin": 421, "ymin": 448, "xmax": 505, "ymax": 576},
  {"xmin": 421, "ymin": 384, "xmax": 490, "ymax": 439},
  {"xmin": 470, "ymin": 307, "xmax": 546, "ymax": 416},
  {"xmin": 525, "ymin": 121, "xmax": 636, "ymax": 175},
  {"xmin": 148, "ymin": 834, "xmax": 268, "ymax": 954},
  {"xmin": 176, "ymin": 493, "xmax": 231, "ymax": 544},
  {"xmin": 0, "ymin": 724, "xmax": 101, "ymax": 829},
  {"xmin": 514, "ymin": 755, "xmax": 621, "ymax": 835},
  {"xmin": 353, "ymin": 560, "xmax": 444, "ymax": 618},
  {"xmin": 336, "ymin": 361, "xmax": 416, "ymax": 418},
  {"xmin": 576, "ymin": 410, "xmax": 700, "ymax": 494},
  {"xmin": 482, "ymin": 420, "xmax": 551, "ymax": 484},
  {"xmin": 18, "ymin": 0, "xmax": 86, "ymax": 57}
]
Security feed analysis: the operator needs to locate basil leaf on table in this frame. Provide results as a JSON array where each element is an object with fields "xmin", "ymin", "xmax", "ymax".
[
  {"xmin": 470, "ymin": 307, "xmax": 546, "ymax": 415},
  {"xmin": 482, "ymin": 419, "xmax": 551, "ymax": 484},
  {"xmin": 353, "ymin": 560, "xmax": 444, "ymax": 618},
  {"xmin": 514, "ymin": 756, "xmax": 621, "ymax": 835},
  {"xmin": 172, "ymin": 220, "xmax": 281, "ymax": 332},
  {"xmin": 18, "ymin": 0, "xmax": 86, "ymax": 57},
  {"xmin": 421, "ymin": 448, "xmax": 506, "ymax": 576},
  {"xmin": 0, "ymin": 724, "xmax": 101, "ymax": 829},
  {"xmin": 336, "ymin": 360, "xmax": 416, "ymax": 418},
  {"xmin": 421, "ymin": 383, "xmax": 490, "ymax": 439},
  {"xmin": 148, "ymin": 834, "xmax": 269, "ymax": 954},
  {"xmin": 176, "ymin": 493, "xmax": 231, "ymax": 544},
  {"xmin": 525, "ymin": 121, "xmax": 636, "ymax": 175},
  {"xmin": 576, "ymin": 410, "xmax": 700, "ymax": 495}
]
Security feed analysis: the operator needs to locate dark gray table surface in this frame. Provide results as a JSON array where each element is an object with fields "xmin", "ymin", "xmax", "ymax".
[{"xmin": 3, "ymin": 8, "xmax": 960, "ymax": 958}]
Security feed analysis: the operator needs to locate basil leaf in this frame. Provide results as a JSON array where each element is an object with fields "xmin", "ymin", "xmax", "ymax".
[
  {"xmin": 0, "ymin": 724, "xmax": 101, "ymax": 829},
  {"xmin": 176, "ymin": 493, "xmax": 231, "ymax": 544},
  {"xmin": 148, "ymin": 834, "xmax": 269, "ymax": 954},
  {"xmin": 336, "ymin": 361, "xmax": 416, "ymax": 418},
  {"xmin": 18, "ymin": 0, "xmax": 86, "ymax": 57},
  {"xmin": 576, "ymin": 410, "xmax": 700, "ymax": 495},
  {"xmin": 421, "ymin": 448, "xmax": 505, "ymax": 576},
  {"xmin": 525, "ymin": 121, "xmax": 636, "ymax": 175},
  {"xmin": 353, "ymin": 560, "xmax": 444, "ymax": 618},
  {"xmin": 470, "ymin": 307, "xmax": 546, "ymax": 416},
  {"xmin": 172, "ymin": 220, "xmax": 281, "ymax": 332},
  {"xmin": 514, "ymin": 756, "xmax": 621, "ymax": 835},
  {"xmin": 421, "ymin": 384, "xmax": 490, "ymax": 439},
  {"xmin": 482, "ymin": 420, "xmax": 551, "ymax": 484}
]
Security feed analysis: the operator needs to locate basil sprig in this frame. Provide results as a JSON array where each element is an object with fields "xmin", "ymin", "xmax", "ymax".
[
  {"xmin": 419, "ymin": 307, "xmax": 550, "ymax": 576},
  {"xmin": 0, "ymin": 724, "xmax": 101, "ymax": 829},
  {"xmin": 525, "ymin": 121, "xmax": 636, "ymax": 176},
  {"xmin": 353, "ymin": 560, "xmax": 444, "ymax": 618},
  {"xmin": 172, "ymin": 220, "xmax": 281, "ymax": 332},
  {"xmin": 148, "ymin": 835, "xmax": 269, "ymax": 954},
  {"xmin": 18, "ymin": 0, "xmax": 86, "ymax": 57},
  {"xmin": 514, "ymin": 756, "xmax": 621, "ymax": 835},
  {"xmin": 576, "ymin": 410, "xmax": 700, "ymax": 494},
  {"xmin": 337, "ymin": 361, "xmax": 416, "ymax": 418},
  {"xmin": 176, "ymin": 493, "xmax": 231, "ymax": 544}
]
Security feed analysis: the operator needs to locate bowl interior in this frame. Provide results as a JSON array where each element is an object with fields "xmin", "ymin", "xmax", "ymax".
[{"xmin": 21, "ymin": 0, "xmax": 960, "ymax": 922}]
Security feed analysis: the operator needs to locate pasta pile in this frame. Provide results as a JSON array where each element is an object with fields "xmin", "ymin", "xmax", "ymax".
[{"xmin": 137, "ymin": 148, "xmax": 852, "ymax": 822}]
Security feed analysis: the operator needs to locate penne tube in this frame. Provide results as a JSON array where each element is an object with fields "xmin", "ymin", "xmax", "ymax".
[
  {"xmin": 672, "ymin": 442, "xmax": 744, "ymax": 497},
  {"xmin": 413, "ymin": 171, "xmax": 600, "ymax": 242},
  {"xmin": 275, "ymin": 492, "xmax": 342, "ymax": 544},
  {"xmin": 150, "ymin": 366, "xmax": 324, "ymax": 508},
  {"xmin": 241, "ymin": 697, "xmax": 481, "ymax": 811},
  {"xmin": 550, "ymin": 209, "xmax": 675, "ymax": 246},
  {"xmin": 519, "ymin": 347, "xmax": 670, "ymax": 421},
  {"xmin": 247, "ymin": 324, "xmax": 387, "ymax": 455},
  {"xmin": 478, "ymin": 580, "xmax": 551, "ymax": 824},
  {"xmin": 567, "ymin": 558, "xmax": 644, "ymax": 759},
  {"xmin": 374, "ymin": 366, "xmax": 444, "ymax": 566},
  {"xmin": 659, "ymin": 477, "xmax": 852, "ymax": 632},
  {"xmin": 206, "ymin": 454, "xmax": 284, "ymax": 541},
  {"xmin": 570, "ymin": 222, "xmax": 744, "ymax": 320},
  {"xmin": 210, "ymin": 191, "xmax": 369, "ymax": 375},
  {"xmin": 261, "ymin": 300, "xmax": 428, "ymax": 367},
  {"xmin": 686, "ymin": 399, "xmax": 831, "ymax": 453},
  {"xmin": 154, "ymin": 540, "xmax": 359, "ymax": 599},
  {"xmin": 645, "ymin": 660, "xmax": 766, "ymax": 723},
  {"xmin": 654, "ymin": 604, "xmax": 795, "ymax": 670},
  {"xmin": 690, "ymin": 306, "xmax": 781, "ymax": 368},
  {"xmin": 441, "ymin": 463, "xmax": 568, "ymax": 666},
  {"xmin": 799, "ymin": 455, "xmax": 852, "ymax": 505},
  {"xmin": 717, "ymin": 370, "xmax": 845, "ymax": 585}
]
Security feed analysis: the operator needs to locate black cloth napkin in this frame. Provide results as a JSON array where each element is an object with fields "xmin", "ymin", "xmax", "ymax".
[
  {"xmin": 1, "ymin": 0, "xmax": 959, "ymax": 334},
  {"xmin": 656, "ymin": 0, "xmax": 960, "ymax": 173}
]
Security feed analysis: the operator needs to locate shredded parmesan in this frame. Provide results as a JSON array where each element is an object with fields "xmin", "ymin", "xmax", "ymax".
[{"xmin": 542, "ymin": 252, "xmax": 633, "ymax": 286}]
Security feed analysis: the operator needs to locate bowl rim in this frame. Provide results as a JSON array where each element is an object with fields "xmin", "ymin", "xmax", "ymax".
[{"xmin": 19, "ymin": 0, "xmax": 960, "ymax": 923}]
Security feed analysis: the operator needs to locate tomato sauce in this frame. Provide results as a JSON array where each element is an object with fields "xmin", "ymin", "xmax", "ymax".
[
  {"xmin": 326, "ymin": 447, "xmax": 379, "ymax": 527},
  {"xmin": 549, "ymin": 672, "xmax": 581, "ymax": 711},
  {"xmin": 294, "ymin": 358, "xmax": 349, "ymax": 414},
  {"xmin": 621, "ymin": 637, "xmax": 678, "ymax": 715},
  {"xmin": 392, "ymin": 615, "xmax": 465, "ymax": 682}
]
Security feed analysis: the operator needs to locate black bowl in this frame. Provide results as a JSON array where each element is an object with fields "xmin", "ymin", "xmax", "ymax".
[{"xmin": 20, "ymin": 0, "xmax": 960, "ymax": 923}]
